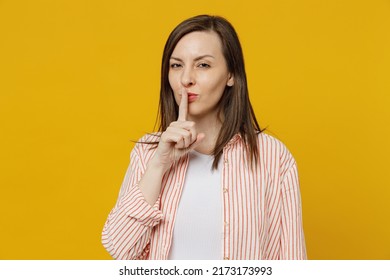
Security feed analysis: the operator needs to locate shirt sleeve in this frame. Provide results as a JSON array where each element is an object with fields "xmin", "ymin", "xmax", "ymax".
[
  {"xmin": 280, "ymin": 162, "xmax": 307, "ymax": 259},
  {"xmin": 101, "ymin": 143, "xmax": 163, "ymax": 259}
]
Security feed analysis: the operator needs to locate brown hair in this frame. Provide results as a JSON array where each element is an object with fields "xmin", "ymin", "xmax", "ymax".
[{"xmin": 153, "ymin": 14, "xmax": 264, "ymax": 169}]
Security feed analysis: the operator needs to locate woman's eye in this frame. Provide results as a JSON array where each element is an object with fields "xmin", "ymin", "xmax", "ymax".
[
  {"xmin": 198, "ymin": 63, "xmax": 210, "ymax": 68},
  {"xmin": 170, "ymin": 63, "xmax": 181, "ymax": 68}
]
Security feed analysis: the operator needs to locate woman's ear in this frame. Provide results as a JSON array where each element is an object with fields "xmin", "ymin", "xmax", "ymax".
[{"xmin": 227, "ymin": 74, "xmax": 234, "ymax": 87}]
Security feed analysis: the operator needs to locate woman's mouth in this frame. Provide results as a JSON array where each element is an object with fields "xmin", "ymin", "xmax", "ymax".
[{"xmin": 187, "ymin": 92, "xmax": 198, "ymax": 103}]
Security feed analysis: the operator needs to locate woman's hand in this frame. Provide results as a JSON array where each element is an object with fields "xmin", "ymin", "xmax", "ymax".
[{"xmin": 153, "ymin": 89, "xmax": 205, "ymax": 171}]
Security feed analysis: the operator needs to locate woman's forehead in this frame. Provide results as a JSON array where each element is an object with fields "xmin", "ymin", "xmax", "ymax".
[{"xmin": 171, "ymin": 31, "xmax": 223, "ymax": 59}]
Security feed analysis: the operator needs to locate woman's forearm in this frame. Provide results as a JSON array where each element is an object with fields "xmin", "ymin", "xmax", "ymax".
[{"xmin": 138, "ymin": 155, "xmax": 170, "ymax": 206}]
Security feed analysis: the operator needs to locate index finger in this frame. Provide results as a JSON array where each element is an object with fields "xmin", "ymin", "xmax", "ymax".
[{"xmin": 177, "ymin": 88, "xmax": 188, "ymax": 121}]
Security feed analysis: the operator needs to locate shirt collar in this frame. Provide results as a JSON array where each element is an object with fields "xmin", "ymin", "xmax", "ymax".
[{"xmin": 225, "ymin": 133, "xmax": 242, "ymax": 147}]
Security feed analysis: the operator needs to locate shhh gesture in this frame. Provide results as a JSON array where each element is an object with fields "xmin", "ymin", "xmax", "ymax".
[{"xmin": 155, "ymin": 88, "xmax": 205, "ymax": 171}]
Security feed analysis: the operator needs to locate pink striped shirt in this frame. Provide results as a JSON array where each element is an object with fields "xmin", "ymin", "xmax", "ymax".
[{"xmin": 102, "ymin": 132, "xmax": 307, "ymax": 260}]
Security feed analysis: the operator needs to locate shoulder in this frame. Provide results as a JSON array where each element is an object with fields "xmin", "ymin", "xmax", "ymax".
[
  {"xmin": 256, "ymin": 132, "xmax": 288, "ymax": 151},
  {"xmin": 131, "ymin": 132, "xmax": 161, "ymax": 157},
  {"xmin": 137, "ymin": 132, "xmax": 162, "ymax": 143},
  {"xmin": 256, "ymin": 132, "xmax": 297, "ymax": 171}
]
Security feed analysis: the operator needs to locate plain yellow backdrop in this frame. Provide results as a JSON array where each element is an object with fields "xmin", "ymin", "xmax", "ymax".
[{"xmin": 0, "ymin": 0, "xmax": 389, "ymax": 259}]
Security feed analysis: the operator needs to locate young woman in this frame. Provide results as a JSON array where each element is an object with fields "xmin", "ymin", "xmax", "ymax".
[{"xmin": 102, "ymin": 15, "xmax": 306, "ymax": 260}]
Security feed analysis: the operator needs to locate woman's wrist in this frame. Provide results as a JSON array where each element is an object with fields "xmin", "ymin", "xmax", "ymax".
[{"xmin": 148, "ymin": 154, "xmax": 172, "ymax": 174}]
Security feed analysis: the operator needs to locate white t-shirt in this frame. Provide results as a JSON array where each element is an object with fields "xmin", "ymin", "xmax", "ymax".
[{"xmin": 168, "ymin": 150, "xmax": 222, "ymax": 260}]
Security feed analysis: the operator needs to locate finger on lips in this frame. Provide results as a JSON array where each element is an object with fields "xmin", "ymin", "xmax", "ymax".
[
  {"xmin": 163, "ymin": 88, "xmax": 201, "ymax": 149},
  {"xmin": 177, "ymin": 88, "xmax": 188, "ymax": 122}
]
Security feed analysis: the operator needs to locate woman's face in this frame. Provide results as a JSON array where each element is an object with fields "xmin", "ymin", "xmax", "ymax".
[{"xmin": 169, "ymin": 31, "xmax": 234, "ymax": 121}]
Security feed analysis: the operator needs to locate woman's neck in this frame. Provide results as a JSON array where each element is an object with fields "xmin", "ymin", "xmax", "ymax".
[{"xmin": 189, "ymin": 114, "xmax": 222, "ymax": 155}]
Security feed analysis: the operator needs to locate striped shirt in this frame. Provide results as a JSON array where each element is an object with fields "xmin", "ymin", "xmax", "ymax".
[{"xmin": 102, "ymin": 132, "xmax": 307, "ymax": 260}]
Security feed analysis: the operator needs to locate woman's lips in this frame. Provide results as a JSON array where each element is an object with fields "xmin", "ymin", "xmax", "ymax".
[{"xmin": 187, "ymin": 92, "xmax": 198, "ymax": 102}]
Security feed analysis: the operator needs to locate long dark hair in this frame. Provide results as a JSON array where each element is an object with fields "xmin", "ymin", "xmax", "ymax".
[{"xmin": 153, "ymin": 14, "xmax": 264, "ymax": 169}]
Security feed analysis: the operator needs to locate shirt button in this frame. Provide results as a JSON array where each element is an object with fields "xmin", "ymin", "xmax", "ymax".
[
  {"xmin": 224, "ymin": 257, "xmax": 230, "ymax": 260},
  {"xmin": 223, "ymin": 188, "xmax": 228, "ymax": 193},
  {"xmin": 224, "ymin": 221, "xmax": 229, "ymax": 226},
  {"xmin": 224, "ymin": 159, "xmax": 228, "ymax": 164}
]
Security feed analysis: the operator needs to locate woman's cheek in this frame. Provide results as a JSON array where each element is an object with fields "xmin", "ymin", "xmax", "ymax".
[{"xmin": 169, "ymin": 74, "xmax": 181, "ymax": 92}]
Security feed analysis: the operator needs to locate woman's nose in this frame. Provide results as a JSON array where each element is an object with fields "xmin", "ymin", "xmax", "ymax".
[{"xmin": 180, "ymin": 67, "xmax": 195, "ymax": 87}]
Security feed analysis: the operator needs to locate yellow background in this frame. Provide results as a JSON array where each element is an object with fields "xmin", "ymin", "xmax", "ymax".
[{"xmin": 0, "ymin": 0, "xmax": 389, "ymax": 259}]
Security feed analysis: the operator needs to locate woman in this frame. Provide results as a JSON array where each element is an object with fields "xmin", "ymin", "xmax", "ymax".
[{"xmin": 102, "ymin": 15, "xmax": 306, "ymax": 260}]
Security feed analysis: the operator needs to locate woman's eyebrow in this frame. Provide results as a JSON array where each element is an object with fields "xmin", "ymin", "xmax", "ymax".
[{"xmin": 170, "ymin": 54, "xmax": 215, "ymax": 62}]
